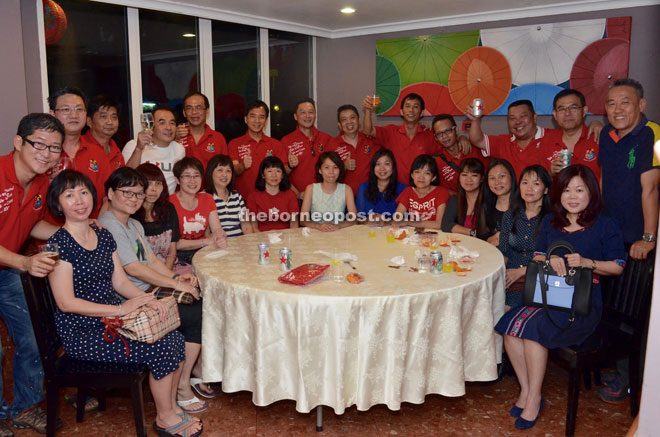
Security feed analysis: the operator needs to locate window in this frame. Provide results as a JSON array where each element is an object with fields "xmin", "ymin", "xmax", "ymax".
[
  {"xmin": 139, "ymin": 10, "xmax": 200, "ymax": 121},
  {"xmin": 268, "ymin": 30, "xmax": 312, "ymax": 140},
  {"xmin": 45, "ymin": 0, "xmax": 132, "ymax": 146},
  {"xmin": 211, "ymin": 21, "xmax": 259, "ymax": 142}
]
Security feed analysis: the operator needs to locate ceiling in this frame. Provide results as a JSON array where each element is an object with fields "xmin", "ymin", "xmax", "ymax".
[{"xmin": 98, "ymin": 0, "xmax": 658, "ymax": 37}]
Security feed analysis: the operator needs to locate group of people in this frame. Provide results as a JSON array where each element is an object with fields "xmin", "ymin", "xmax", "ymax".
[{"xmin": 0, "ymin": 77, "xmax": 656, "ymax": 435}]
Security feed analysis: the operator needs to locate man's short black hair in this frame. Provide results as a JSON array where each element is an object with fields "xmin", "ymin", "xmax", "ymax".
[
  {"xmin": 610, "ymin": 78, "xmax": 644, "ymax": 98},
  {"xmin": 87, "ymin": 95, "xmax": 120, "ymax": 118},
  {"xmin": 336, "ymin": 104, "xmax": 359, "ymax": 122},
  {"xmin": 245, "ymin": 100, "xmax": 269, "ymax": 118},
  {"xmin": 47, "ymin": 170, "xmax": 97, "ymax": 218},
  {"xmin": 47, "ymin": 87, "xmax": 87, "ymax": 111},
  {"xmin": 151, "ymin": 104, "xmax": 176, "ymax": 120},
  {"xmin": 296, "ymin": 98, "xmax": 316, "ymax": 111},
  {"xmin": 553, "ymin": 89, "xmax": 586, "ymax": 108},
  {"xmin": 183, "ymin": 92, "xmax": 210, "ymax": 109},
  {"xmin": 400, "ymin": 93, "xmax": 425, "ymax": 111},
  {"xmin": 508, "ymin": 100, "xmax": 535, "ymax": 115},
  {"xmin": 173, "ymin": 156, "xmax": 204, "ymax": 179},
  {"xmin": 105, "ymin": 167, "xmax": 148, "ymax": 195},
  {"xmin": 17, "ymin": 113, "xmax": 64, "ymax": 138},
  {"xmin": 431, "ymin": 114, "xmax": 457, "ymax": 129}
]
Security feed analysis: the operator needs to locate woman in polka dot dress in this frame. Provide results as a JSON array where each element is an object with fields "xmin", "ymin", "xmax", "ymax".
[{"xmin": 46, "ymin": 170, "xmax": 202, "ymax": 437}]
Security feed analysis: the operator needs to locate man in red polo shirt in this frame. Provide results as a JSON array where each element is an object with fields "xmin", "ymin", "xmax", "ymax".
[
  {"xmin": 48, "ymin": 87, "xmax": 113, "ymax": 218},
  {"xmin": 176, "ymin": 91, "xmax": 228, "ymax": 170},
  {"xmin": 544, "ymin": 89, "xmax": 600, "ymax": 179},
  {"xmin": 362, "ymin": 92, "xmax": 440, "ymax": 184},
  {"xmin": 0, "ymin": 113, "xmax": 63, "ymax": 433},
  {"xmin": 83, "ymin": 94, "xmax": 125, "ymax": 170},
  {"xmin": 432, "ymin": 114, "xmax": 489, "ymax": 194},
  {"xmin": 327, "ymin": 104, "xmax": 380, "ymax": 194},
  {"xmin": 229, "ymin": 100, "xmax": 287, "ymax": 200},
  {"xmin": 282, "ymin": 98, "xmax": 332, "ymax": 198},
  {"xmin": 467, "ymin": 100, "xmax": 551, "ymax": 179}
]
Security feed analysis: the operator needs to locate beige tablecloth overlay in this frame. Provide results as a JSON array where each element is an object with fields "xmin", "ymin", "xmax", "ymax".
[{"xmin": 194, "ymin": 226, "xmax": 505, "ymax": 414}]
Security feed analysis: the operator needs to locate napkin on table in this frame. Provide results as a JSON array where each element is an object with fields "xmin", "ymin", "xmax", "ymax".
[
  {"xmin": 314, "ymin": 250, "xmax": 358, "ymax": 262},
  {"xmin": 268, "ymin": 232, "xmax": 283, "ymax": 244},
  {"xmin": 449, "ymin": 245, "xmax": 480, "ymax": 260}
]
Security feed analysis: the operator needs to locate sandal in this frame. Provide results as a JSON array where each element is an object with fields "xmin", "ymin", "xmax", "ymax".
[
  {"xmin": 177, "ymin": 396, "xmax": 208, "ymax": 414},
  {"xmin": 153, "ymin": 414, "xmax": 203, "ymax": 437},
  {"xmin": 190, "ymin": 378, "xmax": 216, "ymax": 399},
  {"xmin": 11, "ymin": 405, "xmax": 62, "ymax": 434},
  {"xmin": 64, "ymin": 394, "xmax": 99, "ymax": 413},
  {"xmin": 0, "ymin": 421, "xmax": 13, "ymax": 437}
]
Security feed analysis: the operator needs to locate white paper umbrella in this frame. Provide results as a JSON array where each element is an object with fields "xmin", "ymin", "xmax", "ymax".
[{"xmin": 481, "ymin": 18, "xmax": 606, "ymax": 86}]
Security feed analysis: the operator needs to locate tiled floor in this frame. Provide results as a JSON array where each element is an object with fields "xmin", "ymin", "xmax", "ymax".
[{"xmin": 1, "ymin": 356, "xmax": 634, "ymax": 436}]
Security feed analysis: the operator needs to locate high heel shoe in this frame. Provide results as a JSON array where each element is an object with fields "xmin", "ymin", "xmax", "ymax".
[
  {"xmin": 509, "ymin": 404, "xmax": 523, "ymax": 417},
  {"xmin": 514, "ymin": 398, "xmax": 544, "ymax": 430}
]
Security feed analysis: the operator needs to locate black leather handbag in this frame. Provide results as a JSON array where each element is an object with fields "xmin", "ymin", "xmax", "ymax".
[{"xmin": 522, "ymin": 240, "xmax": 593, "ymax": 328}]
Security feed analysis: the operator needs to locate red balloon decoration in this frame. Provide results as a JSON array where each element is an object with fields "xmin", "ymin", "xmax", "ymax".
[{"xmin": 43, "ymin": 0, "xmax": 67, "ymax": 46}]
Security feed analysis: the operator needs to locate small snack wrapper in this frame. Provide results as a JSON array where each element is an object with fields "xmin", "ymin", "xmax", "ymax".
[
  {"xmin": 449, "ymin": 245, "xmax": 479, "ymax": 261},
  {"xmin": 347, "ymin": 273, "xmax": 364, "ymax": 284},
  {"xmin": 389, "ymin": 255, "xmax": 405, "ymax": 266}
]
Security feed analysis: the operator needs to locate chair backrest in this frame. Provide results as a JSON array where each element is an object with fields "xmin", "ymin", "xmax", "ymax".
[
  {"xmin": 20, "ymin": 273, "xmax": 62, "ymax": 379},
  {"xmin": 601, "ymin": 254, "xmax": 655, "ymax": 329}
]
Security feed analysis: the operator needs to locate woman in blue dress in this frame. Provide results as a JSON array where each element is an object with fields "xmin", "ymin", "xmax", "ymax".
[
  {"xmin": 46, "ymin": 170, "xmax": 202, "ymax": 437},
  {"xmin": 498, "ymin": 165, "xmax": 552, "ymax": 308},
  {"xmin": 355, "ymin": 149, "xmax": 406, "ymax": 219},
  {"xmin": 495, "ymin": 165, "xmax": 625, "ymax": 430}
]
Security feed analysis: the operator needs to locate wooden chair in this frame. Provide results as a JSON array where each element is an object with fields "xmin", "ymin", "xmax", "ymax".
[
  {"xmin": 20, "ymin": 273, "xmax": 149, "ymax": 437},
  {"xmin": 552, "ymin": 255, "xmax": 654, "ymax": 437}
]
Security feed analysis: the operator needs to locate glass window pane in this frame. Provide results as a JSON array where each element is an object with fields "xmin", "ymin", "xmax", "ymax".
[
  {"xmin": 45, "ymin": 0, "xmax": 132, "ymax": 146},
  {"xmin": 139, "ymin": 11, "xmax": 199, "ymax": 120},
  {"xmin": 211, "ymin": 22, "xmax": 259, "ymax": 142},
  {"xmin": 268, "ymin": 30, "xmax": 312, "ymax": 140}
]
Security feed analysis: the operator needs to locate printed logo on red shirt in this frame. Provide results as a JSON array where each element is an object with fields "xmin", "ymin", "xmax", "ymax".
[
  {"xmin": 238, "ymin": 144, "xmax": 251, "ymax": 159},
  {"xmin": 266, "ymin": 149, "xmax": 273, "ymax": 157},
  {"xmin": 88, "ymin": 159, "xmax": 99, "ymax": 172},
  {"xmin": 206, "ymin": 143, "xmax": 215, "ymax": 153},
  {"xmin": 0, "ymin": 187, "xmax": 15, "ymax": 215},
  {"xmin": 33, "ymin": 194, "xmax": 43, "ymax": 210},
  {"xmin": 584, "ymin": 148, "xmax": 596, "ymax": 161}
]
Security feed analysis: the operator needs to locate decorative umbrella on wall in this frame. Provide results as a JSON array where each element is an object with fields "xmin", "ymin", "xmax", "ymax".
[
  {"xmin": 375, "ymin": 55, "xmax": 401, "ymax": 115},
  {"xmin": 605, "ymin": 16, "xmax": 632, "ymax": 42},
  {"xmin": 480, "ymin": 19, "xmax": 606, "ymax": 86},
  {"xmin": 570, "ymin": 37, "xmax": 630, "ymax": 114},
  {"xmin": 43, "ymin": 0, "xmax": 68, "ymax": 45},
  {"xmin": 376, "ymin": 31, "xmax": 480, "ymax": 88},
  {"xmin": 447, "ymin": 46, "xmax": 512, "ymax": 115},
  {"xmin": 381, "ymin": 82, "xmax": 461, "ymax": 117},
  {"xmin": 490, "ymin": 83, "xmax": 564, "ymax": 115}
]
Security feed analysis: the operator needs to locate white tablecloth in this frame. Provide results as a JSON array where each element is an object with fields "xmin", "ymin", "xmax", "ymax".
[{"xmin": 194, "ymin": 225, "xmax": 505, "ymax": 414}]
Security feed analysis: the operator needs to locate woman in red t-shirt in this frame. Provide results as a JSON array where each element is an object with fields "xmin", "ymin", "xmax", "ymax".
[
  {"xmin": 247, "ymin": 156, "xmax": 300, "ymax": 232},
  {"xmin": 170, "ymin": 157, "xmax": 226, "ymax": 264},
  {"xmin": 394, "ymin": 154, "xmax": 449, "ymax": 229}
]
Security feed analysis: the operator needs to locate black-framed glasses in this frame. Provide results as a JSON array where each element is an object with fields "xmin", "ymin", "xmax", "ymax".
[
  {"xmin": 115, "ymin": 189, "xmax": 146, "ymax": 199},
  {"xmin": 556, "ymin": 104, "xmax": 583, "ymax": 114},
  {"xmin": 23, "ymin": 138, "xmax": 62, "ymax": 154},
  {"xmin": 434, "ymin": 126, "xmax": 456, "ymax": 138},
  {"xmin": 54, "ymin": 106, "xmax": 86, "ymax": 115}
]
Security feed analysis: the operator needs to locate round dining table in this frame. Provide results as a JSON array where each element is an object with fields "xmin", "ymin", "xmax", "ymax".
[{"xmin": 194, "ymin": 225, "xmax": 505, "ymax": 414}]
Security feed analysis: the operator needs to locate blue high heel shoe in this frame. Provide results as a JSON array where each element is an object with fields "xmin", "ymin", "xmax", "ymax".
[
  {"xmin": 514, "ymin": 398, "xmax": 544, "ymax": 430},
  {"xmin": 509, "ymin": 404, "xmax": 523, "ymax": 417}
]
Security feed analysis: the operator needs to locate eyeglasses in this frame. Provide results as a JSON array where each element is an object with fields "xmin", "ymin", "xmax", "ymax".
[
  {"xmin": 54, "ymin": 106, "xmax": 86, "ymax": 115},
  {"xmin": 180, "ymin": 174, "xmax": 202, "ymax": 181},
  {"xmin": 556, "ymin": 104, "xmax": 583, "ymax": 114},
  {"xmin": 434, "ymin": 127, "xmax": 456, "ymax": 138},
  {"xmin": 23, "ymin": 138, "xmax": 62, "ymax": 154},
  {"xmin": 115, "ymin": 189, "xmax": 146, "ymax": 199},
  {"xmin": 184, "ymin": 105, "xmax": 206, "ymax": 112}
]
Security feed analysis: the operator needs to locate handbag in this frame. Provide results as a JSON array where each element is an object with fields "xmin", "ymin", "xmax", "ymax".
[
  {"xmin": 101, "ymin": 295, "xmax": 181, "ymax": 356},
  {"xmin": 522, "ymin": 240, "xmax": 593, "ymax": 328}
]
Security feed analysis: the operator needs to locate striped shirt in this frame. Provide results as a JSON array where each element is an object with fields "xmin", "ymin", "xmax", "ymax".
[{"xmin": 213, "ymin": 191, "xmax": 246, "ymax": 237}]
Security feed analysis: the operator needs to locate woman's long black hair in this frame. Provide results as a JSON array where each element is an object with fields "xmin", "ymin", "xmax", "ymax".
[
  {"xmin": 477, "ymin": 159, "xmax": 517, "ymax": 236},
  {"xmin": 509, "ymin": 165, "xmax": 552, "ymax": 240}
]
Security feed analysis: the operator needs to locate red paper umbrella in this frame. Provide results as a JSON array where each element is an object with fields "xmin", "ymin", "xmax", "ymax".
[
  {"xmin": 606, "ymin": 17, "xmax": 631, "ymax": 42},
  {"xmin": 381, "ymin": 82, "xmax": 461, "ymax": 117},
  {"xmin": 448, "ymin": 47, "xmax": 512, "ymax": 115},
  {"xmin": 43, "ymin": 0, "xmax": 68, "ymax": 46},
  {"xmin": 569, "ymin": 37, "xmax": 630, "ymax": 115}
]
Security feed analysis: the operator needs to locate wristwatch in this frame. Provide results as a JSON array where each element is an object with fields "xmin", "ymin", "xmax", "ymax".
[
  {"xmin": 469, "ymin": 229, "xmax": 476, "ymax": 237},
  {"xmin": 642, "ymin": 233, "xmax": 656, "ymax": 242}
]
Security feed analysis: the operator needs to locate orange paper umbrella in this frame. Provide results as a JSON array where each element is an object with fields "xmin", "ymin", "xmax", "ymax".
[
  {"xmin": 381, "ymin": 82, "xmax": 461, "ymax": 117},
  {"xmin": 448, "ymin": 47, "xmax": 512, "ymax": 115},
  {"xmin": 570, "ymin": 38, "xmax": 630, "ymax": 115},
  {"xmin": 43, "ymin": 0, "xmax": 68, "ymax": 46}
]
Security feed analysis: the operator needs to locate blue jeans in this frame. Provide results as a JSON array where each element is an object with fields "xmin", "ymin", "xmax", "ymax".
[{"xmin": 0, "ymin": 269, "xmax": 44, "ymax": 418}]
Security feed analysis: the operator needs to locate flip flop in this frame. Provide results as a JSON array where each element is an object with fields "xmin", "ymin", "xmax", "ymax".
[
  {"xmin": 64, "ymin": 394, "xmax": 99, "ymax": 413},
  {"xmin": 177, "ymin": 395, "xmax": 208, "ymax": 414},
  {"xmin": 190, "ymin": 378, "xmax": 216, "ymax": 399},
  {"xmin": 153, "ymin": 413, "xmax": 203, "ymax": 437}
]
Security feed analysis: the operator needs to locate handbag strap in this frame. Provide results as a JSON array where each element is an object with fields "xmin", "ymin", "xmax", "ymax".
[
  {"xmin": 545, "ymin": 240, "xmax": 576, "ymax": 261},
  {"xmin": 537, "ymin": 267, "xmax": 576, "ymax": 330},
  {"xmin": 101, "ymin": 317, "xmax": 130, "ymax": 356},
  {"xmin": 437, "ymin": 154, "xmax": 460, "ymax": 172}
]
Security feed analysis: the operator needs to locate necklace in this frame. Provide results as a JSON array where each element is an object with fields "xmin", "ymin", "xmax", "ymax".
[{"xmin": 64, "ymin": 224, "xmax": 90, "ymax": 244}]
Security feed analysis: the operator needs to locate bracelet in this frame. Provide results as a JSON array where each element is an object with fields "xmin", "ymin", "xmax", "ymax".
[
  {"xmin": 118, "ymin": 303, "xmax": 122, "ymax": 317},
  {"xmin": 591, "ymin": 259, "xmax": 597, "ymax": 271}
]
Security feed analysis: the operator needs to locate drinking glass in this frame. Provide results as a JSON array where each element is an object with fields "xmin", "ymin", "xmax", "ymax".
[
  {"xmin": 140, "ymin": 113, "xmax": 154, "ymax": 146},
  {"xmin": 39, "ymin": 243, "xmax": 59, "ymax": 264}
]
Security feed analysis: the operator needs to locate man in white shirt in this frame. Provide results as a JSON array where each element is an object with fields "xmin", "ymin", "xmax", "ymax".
[{"xmin": 123, "ymin": 105, "xmax": 185, "ymax": 194}]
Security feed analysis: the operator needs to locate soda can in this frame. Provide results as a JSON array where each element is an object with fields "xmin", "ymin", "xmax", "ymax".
[
  {"xmin": 258, "ymin": 243, "xmax": 270, "ymax": 265},
  {"xmin": 559, "ymin": 149, "xmax": 572, "ymax": 167},
  {"xmin": 279, "ymin": 247, "xmax": 292, "ymax": 272},
  {"xmin": 430, "ymin": 251, "xmax": 443, "ymax": 275},
  {"xmin": 472, "ymin": 98, "xmax": 483, "ymax": 117}
]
